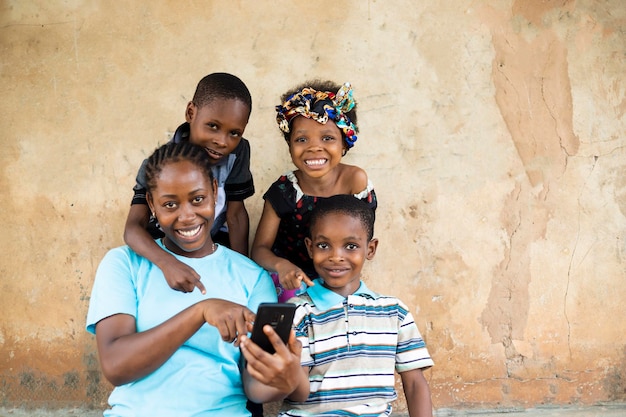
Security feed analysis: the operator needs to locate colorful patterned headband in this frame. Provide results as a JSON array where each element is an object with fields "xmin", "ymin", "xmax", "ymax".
[{"xmin": 275, "ymin": 82, "xmax": 358, "ymax": 148}]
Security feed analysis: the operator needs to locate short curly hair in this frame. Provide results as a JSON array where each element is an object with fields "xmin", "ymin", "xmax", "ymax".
[
  {"xmin": 192, "ymin": 72, "xmax": 252, "ymax": 118},
  {"xmin": 309, "ymin": 194, "xmax": 374, "ymax": 241}
]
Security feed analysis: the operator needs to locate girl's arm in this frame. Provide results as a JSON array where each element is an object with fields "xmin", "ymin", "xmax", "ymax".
[
  {"xmin": 240, "ymin": 327, "xmax": 310, "ymax": 403},
  {"xmin": 251, "ymin": 201, "xmax": 313, "ymax": 289},
  {"xmin": 95, "ymin": 299, "xmax": 254, "ymax": 386},
  {"xmin": 123, "ymin": 204, "xmax": 206, "ymax": 294},
  {"xmin": 225, "ymin": 200, "xmax": 250, "ymax": 256},
  {"xmin": 400, "ymin": 369, "xmax": 433, "ymax": 417}
]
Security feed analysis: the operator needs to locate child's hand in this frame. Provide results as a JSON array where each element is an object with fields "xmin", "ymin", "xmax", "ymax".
[
  {"xmin": 276, "ymin": 261, "xmax": 315, "ymax": 291},
  {"xmin": 161, "ymin": 258, "xmax": 206, "ymax": 294},
  {"xmin": 240, "ymin": 327, "xmax": 303, "ymax": 392}
]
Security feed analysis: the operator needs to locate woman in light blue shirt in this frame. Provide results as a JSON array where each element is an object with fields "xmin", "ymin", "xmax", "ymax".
[{"xmin": 86, "ymin": 142, "xmax": 308, "ymax": 416}]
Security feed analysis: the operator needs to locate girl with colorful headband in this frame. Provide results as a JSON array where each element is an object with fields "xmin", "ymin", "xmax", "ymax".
[{"xmin": 251, "ymin": 80, "xmax": 378, "ymax": 302}]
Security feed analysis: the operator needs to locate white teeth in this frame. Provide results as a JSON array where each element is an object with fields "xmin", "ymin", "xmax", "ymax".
[
  {"xmin": 305, "ymin": 159, "xmax": 327, "ymax": 166},
  {"xmin": 205, "ymin": 148, "xmax": 222, "ymax": 157},
  {"xmin": 178, "ymin": 225, "xmax": 201, "ymax": 237}
]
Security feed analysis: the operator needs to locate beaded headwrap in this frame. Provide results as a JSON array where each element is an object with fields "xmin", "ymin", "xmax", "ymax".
[{"xmin": 276, "ymin": 82, "xmax": 358, "ymax": 148}]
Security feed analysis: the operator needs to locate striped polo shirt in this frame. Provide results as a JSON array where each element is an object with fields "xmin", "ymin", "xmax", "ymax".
[{"xmin": 280, "ymin": 279, "xmax": 434, "ymax": 417}]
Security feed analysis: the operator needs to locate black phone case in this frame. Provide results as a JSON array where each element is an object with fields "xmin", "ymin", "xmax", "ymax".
[{"xmin": 250, "ymin": 303, "xmax": 296, "ymax": 353}]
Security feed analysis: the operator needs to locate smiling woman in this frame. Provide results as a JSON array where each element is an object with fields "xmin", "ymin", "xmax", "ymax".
[
  {"xmin": 85, "ymin": 142, "xmax": 308, "ymax": 416},
  {"xmin": 145, "ymin": 147, "xmax": 218, "ymax": 257}
]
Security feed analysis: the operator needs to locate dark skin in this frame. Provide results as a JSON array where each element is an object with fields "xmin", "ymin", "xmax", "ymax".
[
  {"xmin": 251, "ymin": 117, "xmax": 370, "ymax": 292},
  {"xmin": 102, "ymin": 159, "xmax": 306, "ymax": 403},
  {"xmin": 401, "ymin": 369, "xmax": 433, "ymax": 417},
  {"xmin": 96, "ymin": 301, "xmax": 307, "ymax": 402},
  {"xmin": 124, "ymin": 99, "xmax": 251, "ymax": 294},
  {"xmin": 303, "ymin": 211, "xmax": 433, "ymax": 416}
]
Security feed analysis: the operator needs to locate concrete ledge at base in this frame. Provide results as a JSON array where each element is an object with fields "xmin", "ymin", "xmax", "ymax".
[
  {"xmin": 430, "ymin": 404, "xmax": 626, "ymax": 417},
  {"xmin": 1, "ymin": 405, "xmax": 625, "ymax": 417}
]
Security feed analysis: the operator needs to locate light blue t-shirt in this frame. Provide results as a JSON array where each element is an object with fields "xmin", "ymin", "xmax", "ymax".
[{"xmin": 86, "ymin": 241, "xmax": 276, "ymax": 417}]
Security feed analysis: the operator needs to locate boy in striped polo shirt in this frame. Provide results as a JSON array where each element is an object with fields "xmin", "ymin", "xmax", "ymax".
[{"xmin": 280, "ymin": 195, "xmax": 434, "ymax": 417}]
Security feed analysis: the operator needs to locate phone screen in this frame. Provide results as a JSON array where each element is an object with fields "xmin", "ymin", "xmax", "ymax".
[{"xmin": 250, "ymin": 303, "xmax": 296, "ymax": 353}]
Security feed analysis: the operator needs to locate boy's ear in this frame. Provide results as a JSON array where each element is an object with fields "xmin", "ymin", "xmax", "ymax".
[
  {"xmin": 185, "ymin": 101, "xmax": 196, "ymax": 123},
  {"xmin": 304, "ymin": 237, "xmax": 313, "ymax": 258},
  {"xmin": 366, "ymin": 238, "xmax": 378, "ymax": 260}
]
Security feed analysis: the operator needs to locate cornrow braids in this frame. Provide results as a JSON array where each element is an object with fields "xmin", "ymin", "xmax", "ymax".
[
  {"xmin": 145, "ymin": 142, "xmax": 214, "ymax": 192},
  {"xmin": 310, "ymin": 195, "xmax": 375, "ymax": 240}
]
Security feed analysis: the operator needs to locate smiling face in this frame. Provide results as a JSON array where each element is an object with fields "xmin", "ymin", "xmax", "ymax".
[
  {"xmin": 305, "ymin": 211, "xmax": 378, "ymax": 298},
  {"xmin": 186, "ymin": 98, "xmax": 249, "ymax": 164},
  {"xmin": 147, "ymin": 160, "xmax": 218, "ymax": 257},
  {"xmin": 288, "ymin": 116, "xmax": 346, "ymax": 179}
]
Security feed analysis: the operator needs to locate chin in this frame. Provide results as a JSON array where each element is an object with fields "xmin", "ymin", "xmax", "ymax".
[{"xmin": 173, "ymin": 238, "xmax": 210, "ymax": 254}]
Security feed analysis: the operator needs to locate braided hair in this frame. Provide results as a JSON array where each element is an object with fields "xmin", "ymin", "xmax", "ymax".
[{"xmin": 144, "ymin": 142, "xmax": 214, "ymax": 192}]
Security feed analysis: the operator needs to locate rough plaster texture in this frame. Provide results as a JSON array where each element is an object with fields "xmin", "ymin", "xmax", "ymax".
[{"xmin": 0, "ymin": 0, "xmax": 624, "ymax": 413}]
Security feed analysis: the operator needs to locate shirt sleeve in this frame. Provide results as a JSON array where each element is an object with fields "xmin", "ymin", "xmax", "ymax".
[
  {"xmin": 292, "ymin": 304, "xmax": 314, "ymax": 366},
  {"xmin": 262, "ymin": 175, "xmax": 296, "ymax": 217},
  {"xmin": 224, "ymin": 138, "xmax": 255, "ymax": 201},
  {"xmin": 86, "ymin": 247, "xmax": 138, "ymax": 334},
  {"xmin": 247, "ymin": 268, "xmax": 279, "ymax": 312},
  {"xmin": 131, "ymin": 157, "xmax": 150, "ymax": 206},
  {"xmin": 395, "ymin": 301, "xmax": 434, "ymax": 373},
  {"xmin": 355, "ymin": 180, "xmax": 378, "ymax": 212}
]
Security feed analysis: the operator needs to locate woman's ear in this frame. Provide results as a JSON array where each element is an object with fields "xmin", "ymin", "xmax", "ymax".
[{"xmin": 147, "ymin": 192, "xmax": 155, "ymax": 217}]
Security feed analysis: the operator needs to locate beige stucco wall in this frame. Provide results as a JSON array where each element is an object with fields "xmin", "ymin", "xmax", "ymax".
[{"xmin": 1, "ymin": 0, "xmax": 625, "ymax": 412}]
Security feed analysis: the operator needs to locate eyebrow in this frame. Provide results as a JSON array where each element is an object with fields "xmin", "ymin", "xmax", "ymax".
[
  {"xmin": 292, "ymin": 127, "xmax": 339, "ymax": 135},
  {"xmin": 313, "ymin": 234, "xmax": 364, "ymax": 242},
  {"xmin": 157, "ymin": 188, "xmax": 208, "ymax": 199}
]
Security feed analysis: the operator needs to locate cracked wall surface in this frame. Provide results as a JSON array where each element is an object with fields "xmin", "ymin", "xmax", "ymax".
[{"xmin": 1, "ymin": 0, "xmax": 625, "ymax": 411}]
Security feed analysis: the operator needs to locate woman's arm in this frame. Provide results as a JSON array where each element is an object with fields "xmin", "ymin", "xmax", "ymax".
[
  {"xmin": 400, "ymin": 368, "xmax": 433, "ymax": 417},
  {"xmin": 95, "ymin": 299, "xmax": 254, "ymax": 386}
]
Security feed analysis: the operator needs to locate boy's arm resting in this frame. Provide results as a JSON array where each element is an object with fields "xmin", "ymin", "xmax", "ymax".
[
  {"xmin": 123, "ymin": 204, "xmax": 206, "ymax": 294},
  {"xmin": 400, "ymin": 368, "xmax": 433, "ymax": 417},
  {"xmin": 240, "ymin": 327, "xmax": 310, "ymax": 403},
  {"xmin": 225, "ymin": 200, "xmax": 249, "ymax": 256},
  {"xmin": 95, "ymin": 299, "xmax": 254, "ymax": 386},
  {"xmin": 251, "ymin": 201, "xmax": 314, "ymax": 289}
]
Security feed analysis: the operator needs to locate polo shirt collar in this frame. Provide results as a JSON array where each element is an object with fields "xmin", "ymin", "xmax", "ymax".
[{"xmin": 307, "ymin": 278, "xmax": 378, "ymax": 311}]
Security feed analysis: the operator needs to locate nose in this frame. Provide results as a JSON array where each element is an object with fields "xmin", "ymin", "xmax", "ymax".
[
  {"xmin": 329, "ymin": 247, "xmax": 344, "ymax": 261},
  {"xmin": 177, "ymin": 203, "xmax": 195, "ymax": 222},
  {"xmin": 306, "ymin": 136, "xmax": 324, "ymax": 151},
  {"xmin": 212, "ymin": 133, "xmax": 228, "ymax": 148}
]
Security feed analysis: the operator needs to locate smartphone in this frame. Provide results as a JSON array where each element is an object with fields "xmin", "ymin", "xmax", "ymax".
[{"xmin": 250, "ymin": 303, "xmax": 296, "ymax": 353}]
